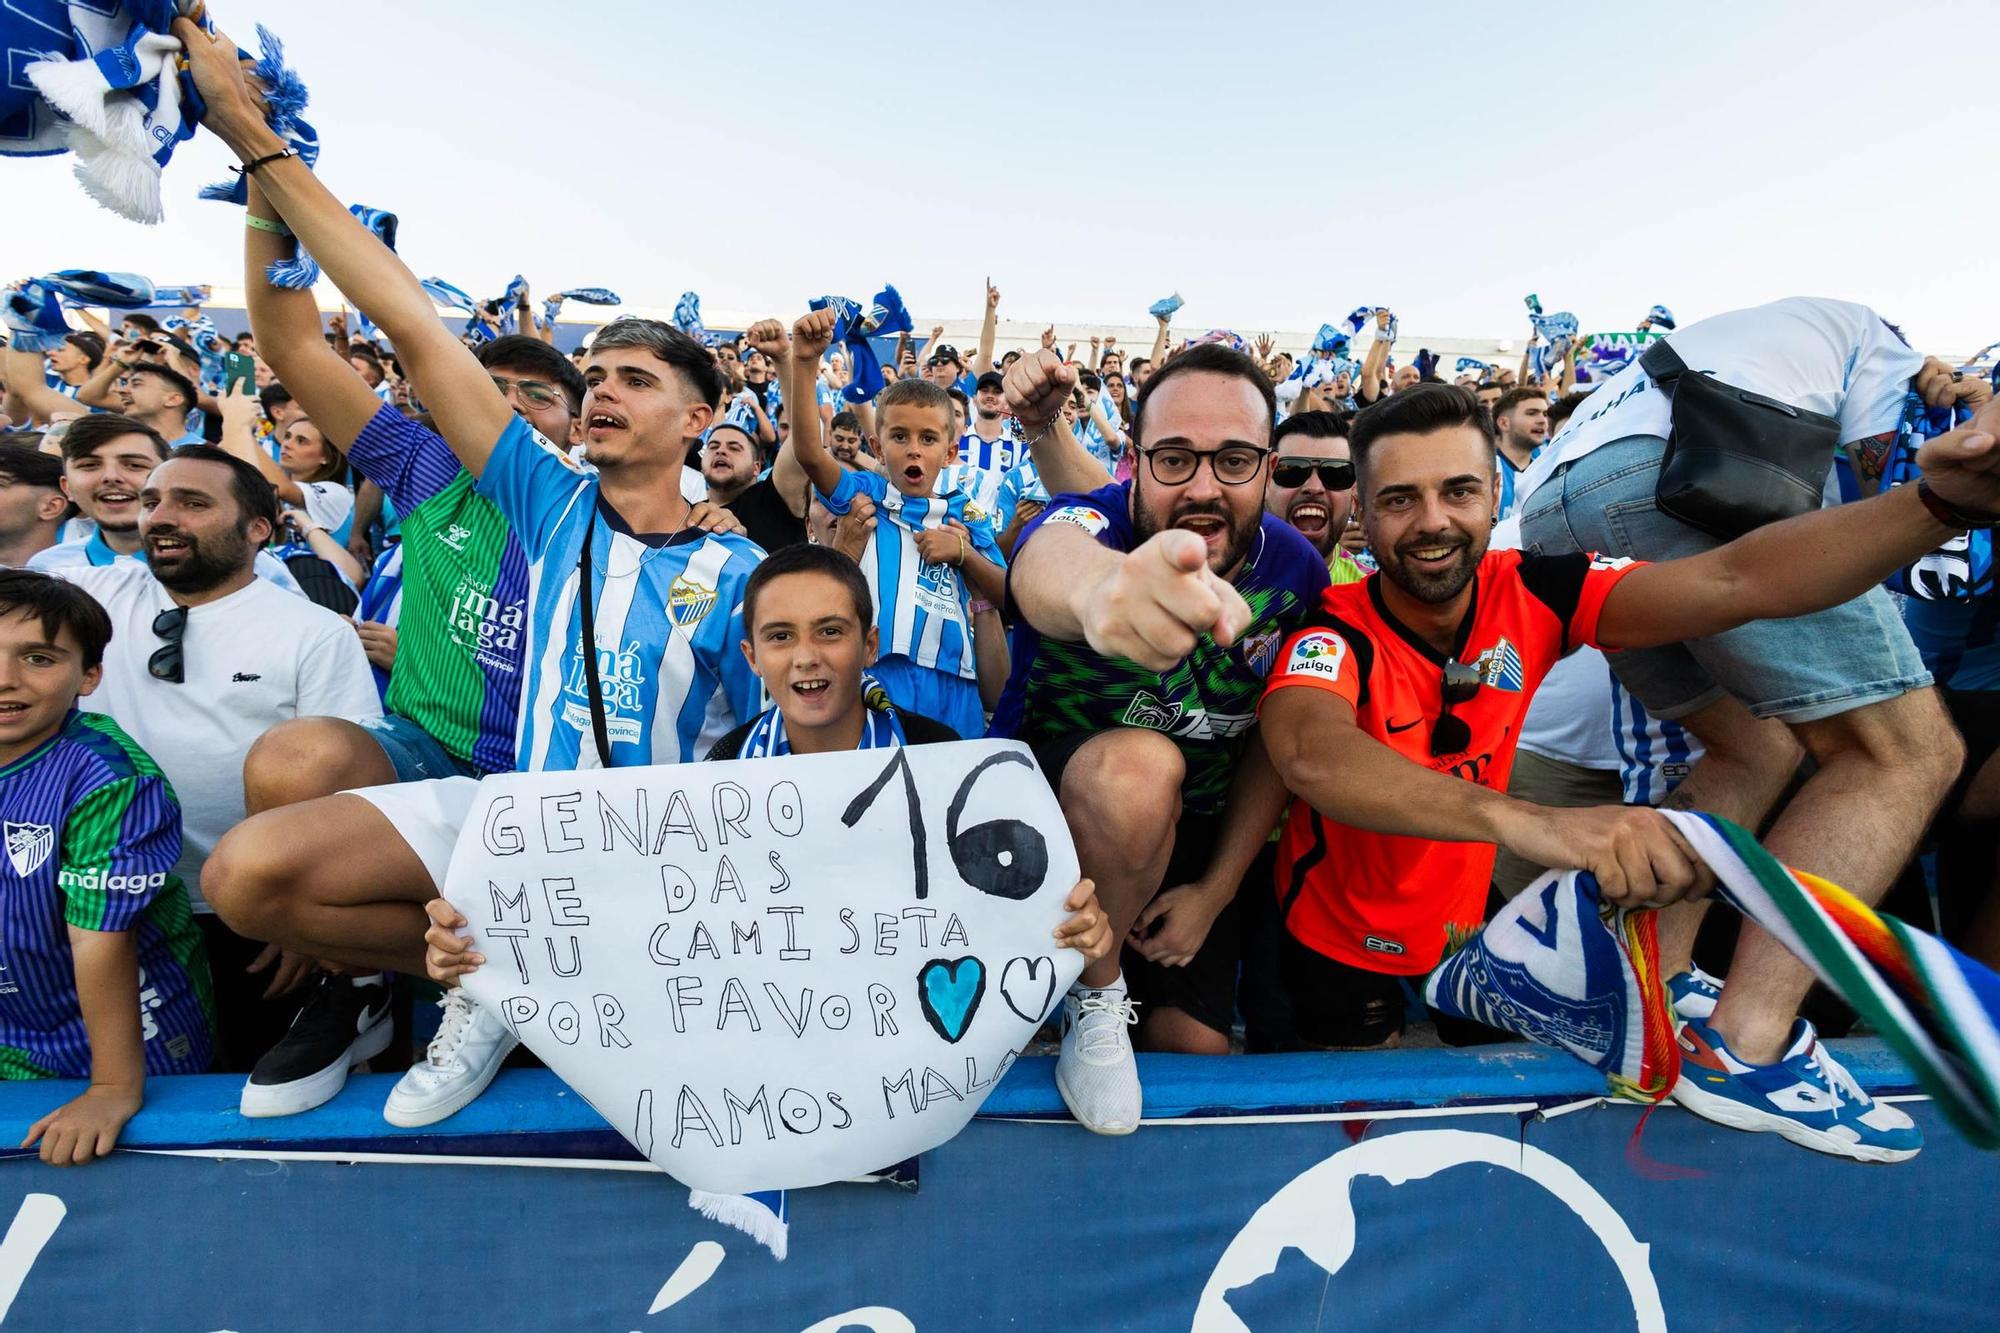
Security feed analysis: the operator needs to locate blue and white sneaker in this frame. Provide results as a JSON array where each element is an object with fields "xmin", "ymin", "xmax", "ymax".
[
  {"xmin": 1668, "ymin": 966, "xmax": 1724, "ymax": 1026},
  {"xmin": 1673, "ymin": 1017, "xmax": 1921, "ymax": 1163}
]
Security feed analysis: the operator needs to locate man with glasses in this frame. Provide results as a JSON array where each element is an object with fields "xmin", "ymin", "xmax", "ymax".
[
  {"xmin": 1263, "ymin": 410, "xmax": 1365, "ymax": 583},
  {"xmin": 996, "ymin": 343, "xmax": 1329, "ymax": 1131},
  {"xmin": 49, "ymin": 447, "xmax": 378, "ymax": 1072},
  {"xmin": 1253, "ymin": 382, "xmax": 1998, "ymax": 1164}
]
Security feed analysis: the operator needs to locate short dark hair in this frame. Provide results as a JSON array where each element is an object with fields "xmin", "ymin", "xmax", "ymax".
[
  {"xmin": 588, "ymin": 319, "xmax": 725, "ymax": 409},
  {"xmin": 0, "ymin": 441, "xmax": 64, "ymax": 490},
  {"xmin": 477, "ymin": 335, "xmax": 587, "ymax": 413},
  {"xmin": 59, "ymin": 413, "xmax": 169, "ymax": 463},
  {"xmin": 0, "ymin": 569, "xmax": 112, "ymax": 670},
  {"xmin": 258, "ymin": 382, "xmax": 294, "ymax": 416},
  {"xmin": 348, "ymin": 347, "xmax": 384, "ymax": 375},
  {"xmin": 1348, "ymin": 384, "xmax": 1494, "ymax": 476},
  {"xmin": 1492, "ymin": 387, "xmax": 1546, "ymax": 426},
  {"xmin": 946, "ymin": 387, "xmax": 969, "ymax": 411},
  {"xmin": 1128, "ymin": 356, "xmax": 1152, "ymax": 374},
  {"xmin": 1272, "ymin": 409, "xmax": 1355, "ymax": 449},
  {"xmin": 158, "ymin": 445, "xmax": 280, "ymax": 530},
  {"xmin": 63, "ymin": 332, "xmax": 105, "ymax": 369},
  {"xmin": 121, "ymin": 313, "xmax": 161, "ymax": 335},
  {"xmin": 1547, "ymin": 389, "xmax": 1593, "ymax": 432},
  {"xmin": 128, "ymin": 363, "xmax": 199, "ymax": 414},
  {"xmin": 1130, "ymin": 343, "xmax": 1278, "ymax": 450},
  {"xmin": 742, "ymin": 541, "xmax": 874, "ymax": 634},
  {"xmin": 830, "ymin": 410, "xmax": 861, "ymax": 435},
  {"xmin": 875, "ymin": 377, "xmax": 954, "ymax": 433}
]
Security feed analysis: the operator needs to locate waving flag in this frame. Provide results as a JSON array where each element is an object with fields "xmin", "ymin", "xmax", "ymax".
[
  {"xmin": 4, "ymin": 271, "xmax": 155, "ymax": 352},
  {"xmin": 1148, "ymin": 292, "xmax": 1184, "ymax": 320},
  {"xmin": 810, "ymin": 284, "xmax": 913, "ymax": 404}
]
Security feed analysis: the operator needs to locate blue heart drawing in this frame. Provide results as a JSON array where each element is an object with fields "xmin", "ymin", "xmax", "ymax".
[{"xmin": 916, "ymin": 957, "xmax": 986, "ymax": 1043}]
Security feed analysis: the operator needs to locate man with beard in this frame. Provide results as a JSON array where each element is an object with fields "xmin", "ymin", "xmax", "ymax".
[
  {"xmin": 50, "ymin": 448, "xmax": 379, "ymax": 1068},
  {"xmin": 1254, "ymin": 382, "xmax": 2000, "ymax": 1162},
  {"xmin": 0, "ymin": 443, "xmax": 69, "ymax": 567},
  {"xmin": 1489, "ymin": 387, "xmax": 1549, "ymax": 519},
  {"xmin": 1263, "ymin": 410, "xmax": 1364, "ymax": 583},
  {"xmin": 995, "ymin": 343, "xmax": 1329, "ymax": 1131}
]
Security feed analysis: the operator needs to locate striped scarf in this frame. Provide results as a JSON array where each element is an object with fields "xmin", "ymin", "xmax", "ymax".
[
  {"xmin": 1427, "ymin": 810, "xmax": 2000, "ymax": 1145},
  {"xmin": 4, "ymin": 271, "xmax": 155, "ymax": 352},
  {"xmin": 810, "ymin": 286, "xmax": 912, "ymax": 405},
  {"xmin": 734, "ymin": 675, "xmax": 907, "ymax": 757}
]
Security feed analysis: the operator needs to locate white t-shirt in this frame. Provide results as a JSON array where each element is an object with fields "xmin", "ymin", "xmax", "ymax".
[
  {"xmin": 1518, "ymin": 297, "xmax": 1924, "ymax": 509},
  {"xmin": 1492, "ymin": 517, "xmax": 1621, "ymax": 770},
  {"xmin": 55, "ymin": 562, "xmax": 382, "ymax": 909}
]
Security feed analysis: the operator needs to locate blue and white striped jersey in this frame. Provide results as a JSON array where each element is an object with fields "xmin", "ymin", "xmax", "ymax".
[
  {"xmin": 474, "ymin": 417, "xmax": 766, "ymax": 770},
  {"xmin": 1610, "ymin": 676, "xmax": 1703, "ymax": 806},
  {"xmin": 992, "ymin": 458, "xmax": 1050, "ymax": 534},
  {"xmin": 821, "ymin": 468, "xmax": 1004, "ymax": 681},
  {"xmin": 958, "ymin": 423, "xmax": 1021, "ymax": 474},
  {"xmin": 357, "ymin": 542, "xmax": 405, "ymax": 703},
  {"xmin": 936, "ymin": 462, "xmax": 1006, "ymax": 529}
]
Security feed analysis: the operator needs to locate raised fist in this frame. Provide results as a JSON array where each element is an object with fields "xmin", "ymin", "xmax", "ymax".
[
  {"xmin": 745, "ymin": 318, "xmax": 791, "ymax": 363},
  {"xmin": 790, "ymin": 308, "xmax": 837, "ymax": 363},
  {"xmin": 1004, "ymin": 349, "xmax": 1078, "ymax": 430}
]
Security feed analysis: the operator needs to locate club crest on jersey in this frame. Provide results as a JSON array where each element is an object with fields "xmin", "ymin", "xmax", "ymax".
[
  {"xmin": 1588, "ymin": 553, "xmax": 1635, "ymax": 573},
  {"xmin": 5, "ymin": 823, "xmax": 55, "ymax": 878},
  {"xmin": 1285, "ymin": 630, "xmax": 1347, "ymax": 680},
  {"xmin": 668, "ymin": 576, "xmax": 718, "ymax": 629},
  {"xmin": 1046, "ymin": 506, "xmax": 1109, "ymax": 537},
  {"xmin": 1470, "ymin": 637, "xmax": 1526, "ymax": 692},
  {"xmin": 1240, "ymin": 627, "xmax": 1284, "ymax": 676}
]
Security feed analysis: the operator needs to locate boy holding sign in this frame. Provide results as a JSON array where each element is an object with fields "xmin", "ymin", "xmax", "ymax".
[{"xmin": 426, "ymin": 543, "xmax": 1114, "ymax": 980}]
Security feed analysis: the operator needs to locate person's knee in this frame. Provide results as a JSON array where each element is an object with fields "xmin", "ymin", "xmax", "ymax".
[
  {"xmin": 202, "ymin": 817, "xmax": 292, "ymax": 938},
  {"xmin": 1062, "ymin": 731, "xmax": 1185, "ymax": 858},
  {"xmin": 243, "ymin": 717, "xmax": 392, "ymax": 812},
  {"xmin": 1802, "ymin": 690, "xmax": 1965, "ymax": 802}
]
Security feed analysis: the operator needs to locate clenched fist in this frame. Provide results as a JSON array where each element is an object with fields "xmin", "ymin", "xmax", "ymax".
[
  {"xmin": 1004, "ymin": 349, "xmax": 1078, "ymax": 430},
  {"xmin": 791, "ymin": 308, "xmax": 837, "ymax": 363}
]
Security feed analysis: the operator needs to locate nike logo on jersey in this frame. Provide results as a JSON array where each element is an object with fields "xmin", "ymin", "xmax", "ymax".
[{"xmin": 1385, "ymin": 718, "xmax": 1422, "ymax": 734}]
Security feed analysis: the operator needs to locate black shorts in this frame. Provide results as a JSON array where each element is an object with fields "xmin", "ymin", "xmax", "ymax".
[{"xmin": 1277, "ymin": 928, "xmax": 1516, "ymax": 1050}]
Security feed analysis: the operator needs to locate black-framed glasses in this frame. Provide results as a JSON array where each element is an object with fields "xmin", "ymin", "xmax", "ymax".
[
  {"xmin": 1431, "ymin": 658, "xmax": 1482, "ymax": 756},
  {"xmin": 149, "ymin": 605, "xmax": 187, "ymax": 684},
  {"xmin": 490, "ymin": 375, "xmax": 563, "ymax": 410},
  {"xmin": 1142, "ymin": 445, "xmax": 1271, "ymax": 487},
  {"xmin": 1271, "ymin": 457, "xmax": 1356, "ymax": 491}
]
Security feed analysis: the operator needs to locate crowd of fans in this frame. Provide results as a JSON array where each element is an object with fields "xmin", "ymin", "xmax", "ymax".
[{"xmin": 4, "ymin": 30, "xmax": 1999, "ymax": 1171}]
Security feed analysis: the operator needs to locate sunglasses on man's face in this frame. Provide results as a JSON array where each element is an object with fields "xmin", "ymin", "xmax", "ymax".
[{"xmin": 1270, "ymin": 457, "xmax": 1355, "ymax": 491}]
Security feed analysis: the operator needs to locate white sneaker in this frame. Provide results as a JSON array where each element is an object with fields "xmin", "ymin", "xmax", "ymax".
[
  {"xmin": 1055, "ymin": 983, "xmax": 1142, "ymax": 1135},
  {"xmin": 382, "ymin": 990, "xmax": 518, "ymax": 1128}
]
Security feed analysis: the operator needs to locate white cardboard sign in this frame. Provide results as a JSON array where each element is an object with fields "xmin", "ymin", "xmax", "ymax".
[{"xmin": 444, "ymin": 740, "xmax": 1084, "ymax": 1193}]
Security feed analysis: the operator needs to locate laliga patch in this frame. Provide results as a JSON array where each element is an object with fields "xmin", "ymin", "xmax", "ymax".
[
  {"xmin": 1045, "ymin": 506, "xmax": 1109, "ymax": 537},
  {"xmin": 1284, "ymin": 630, "xmax": 1348, "ymax": 680}
]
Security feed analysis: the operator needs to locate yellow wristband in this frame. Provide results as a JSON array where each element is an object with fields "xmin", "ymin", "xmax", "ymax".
[{"xmin": 245, "ymin": 215, "xmax": 292, "ymax": 237}]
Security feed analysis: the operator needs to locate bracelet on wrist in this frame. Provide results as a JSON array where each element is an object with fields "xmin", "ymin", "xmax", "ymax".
[
  {"xmin": 245, "ymin": 214, "xmax": 292, "ymax": 237},
  {"xmin": 1916, "ymin": 477, "xmax": 2000, "ymax": 530},
  {"xmin": 234, "ymin": 146, "xmax": 298, "ymax": 177}
]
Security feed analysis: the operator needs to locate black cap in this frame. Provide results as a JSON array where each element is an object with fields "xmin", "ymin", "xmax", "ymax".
[
  {"xmin": 928, "ymin": 343, "xmax": 961, "ymax": 366},
  {"xmin": 974, "ymin": 370, "xmax": 1005, "ymax": 393}
]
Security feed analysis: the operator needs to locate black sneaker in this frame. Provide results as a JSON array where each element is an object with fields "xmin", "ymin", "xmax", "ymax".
[{"xmin": 239, "ymin": 973, "xmax": 394, "ymax": 1118}]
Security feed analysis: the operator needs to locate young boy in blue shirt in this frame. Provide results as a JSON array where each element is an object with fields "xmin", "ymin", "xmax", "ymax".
[
  {"xmin": 0, "ymin": 571, "xmax": 212, "ymax": 1164},
  {"xmin": 782, "ymin": 310, "xmax": 1006, "ymax": 740}
]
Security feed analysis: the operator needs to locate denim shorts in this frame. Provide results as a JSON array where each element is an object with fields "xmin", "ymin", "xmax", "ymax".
[
  {"xmin": 357, "ymin": 713, "xmax": 481, "ymax": 783},
  {"xmin": 1519, "ymin": 434, "xmax": 1931, "ymax": 724}
]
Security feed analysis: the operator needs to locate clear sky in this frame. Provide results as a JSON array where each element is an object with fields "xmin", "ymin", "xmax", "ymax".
[{"xmin": 4, "ymin": 1, "xmax": 1995, "ymax": 349}]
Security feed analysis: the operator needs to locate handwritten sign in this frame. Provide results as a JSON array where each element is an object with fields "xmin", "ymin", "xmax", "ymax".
[{"xmin": 442, "ymin": 740, "xmax": 1084, "ymax": 1194}]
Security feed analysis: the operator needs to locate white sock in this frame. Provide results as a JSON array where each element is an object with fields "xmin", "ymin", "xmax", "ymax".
[{"xmin": 1077, "ymin": 973, "xmax": 1126, "ymax": 998}]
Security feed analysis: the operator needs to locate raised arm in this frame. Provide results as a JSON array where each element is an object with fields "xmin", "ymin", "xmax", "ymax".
[
  {"xmin": 744, "ymin": 319, "xmax": 810, "ymax": 516},
  {"xmin": 243, "ymin": 179, "xmax": 385, "ymax": 448},
  {"xmin": 781, "ymin": 309, "xmax": 843, "ymax": 496},
  {"xmin": 216, "ymin": 381, "xmax": 305, "ymax": 503},
  {"xmin": 2, "ymin": 346, "xmax": 84, "ymax": 424},
  {"xmin": 916, "ymin": 324, "xmax": 944, "ymax": 367},
  {"xmin": 1002, "ymin": 350, "xmax": 1113, "ymax": 496},
  {"xmin": 1598, "ymin": 399, "xmax": 2000, "ymax": 650},
  {"xmin": 71, "ymin": 350, "xmax": 128, "ymax": 410},
  {"xmin": 179, "ymin": 19, "xmax": 511, "ymax": 477},
  {"xmin": 1149, "ymin": 311, "xmax": 1170, "ymax": 369},
  {"xmin": 1358, "ymin": 309, "xmax": 1393, "ymax": 405},
  {"xmin": 976, "ymin": 278, "xmax": 1000, "ymax": 374},
  {"xmin": 1012, "ymin": 522, "xmax": 1249, "ymax": 668}
]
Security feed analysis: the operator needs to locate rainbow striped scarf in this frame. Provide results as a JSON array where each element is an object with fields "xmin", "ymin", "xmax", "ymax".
[{"xmin": 1428, "ymin": 811, "xmax": 2000, "ymax": 1147}]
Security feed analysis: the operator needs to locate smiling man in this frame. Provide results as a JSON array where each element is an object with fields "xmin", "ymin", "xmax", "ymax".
[
  {"xmin": 993, "ymin": 342, "xmax": 1330, "ymax": 1132},
  {"xmin": 1263, "ymin": 410, "xmax": 1363, "ymax": 583},
  {"xmin": 1253, "ymin": 381, "xmax": 2000, "ymax": 1159}
]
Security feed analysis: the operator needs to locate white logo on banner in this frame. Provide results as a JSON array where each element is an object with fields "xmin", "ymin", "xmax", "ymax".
[
  {"xmin": 1195, "ymin": 1128, "xmax": 1665, "ymax": 1332},
  {"xmin": 446, "ymin": 739, "xmax": 1084, "ymax": 1194}
]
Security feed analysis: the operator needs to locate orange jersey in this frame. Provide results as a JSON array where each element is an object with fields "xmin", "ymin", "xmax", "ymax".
[{"xmin": 1261, "ymin": 549, "xmax": 1643, "ymax": 974}]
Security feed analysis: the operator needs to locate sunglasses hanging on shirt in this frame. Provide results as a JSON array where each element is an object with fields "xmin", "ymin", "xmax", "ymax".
[{"xmin": 148, "ymin": 604, "xmax": 187, "ymax": 684}]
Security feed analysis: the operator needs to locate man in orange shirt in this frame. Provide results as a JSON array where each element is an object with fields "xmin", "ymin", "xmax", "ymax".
[{"xmin": 1257, "ymin": 384, "xmax": 2000, "ymax": 1157}]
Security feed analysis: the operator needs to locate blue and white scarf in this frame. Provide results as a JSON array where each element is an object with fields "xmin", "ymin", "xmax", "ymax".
[
  {"xmin": 194, "ymin": 26, "xmax": 322, "ymax": 289},
  {"xmin": 1883, "ymin": 390, "xmax": 1989, "ymax": 602},
  {"xmin": 810, "ymin": 285, "xmax": 913, "ymax": 404},
  {"xmin": 163, "ymin": 312, "xmax": 225, "ymax": 390},
  {"xmin": 1308, "ymin": 323, "xmax": 1349, "ymax": 357},
  {"xmin": 733, "ymin": 674, "xmax": 907, "ymax": 758},
  {"xmin": 0, "ymin": 1, "xmax": 196, "ymax": 223},
  {"xmin": 541, "ymin": 286, "xmax": 621, "ymax": 329},
  {"xmin": 1456, "ymin": 356, "xmax": 1492, "ymax": 377},
  {"xmin": 4, "ymin": 270, "xmax": 155, "ymax": 352},
  {"xmin": 1148, "ymin": 292, "xmax": 1184, "ymax": 320},
  {"xmin": 1524, "ymin": 294, "xmax": 1577, "ymax": 381},
  {"xmin": 1183, "ymin": 328, "xmax": 1248, "ymax": 354},
  {"xmin": 1343, "ymin": 305, "xmax": 1397, "ymax": 344},
  {"xmin": 672, "ymin": 290, "xmax": 719, "ymax": 347},
  {"xmin": 1645, "ymin": 303, "xmax": 1676, "ymax": 331},
  {"xmin": 143, "ymin": 284, "xmax": 210, "ymax": 309}
]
